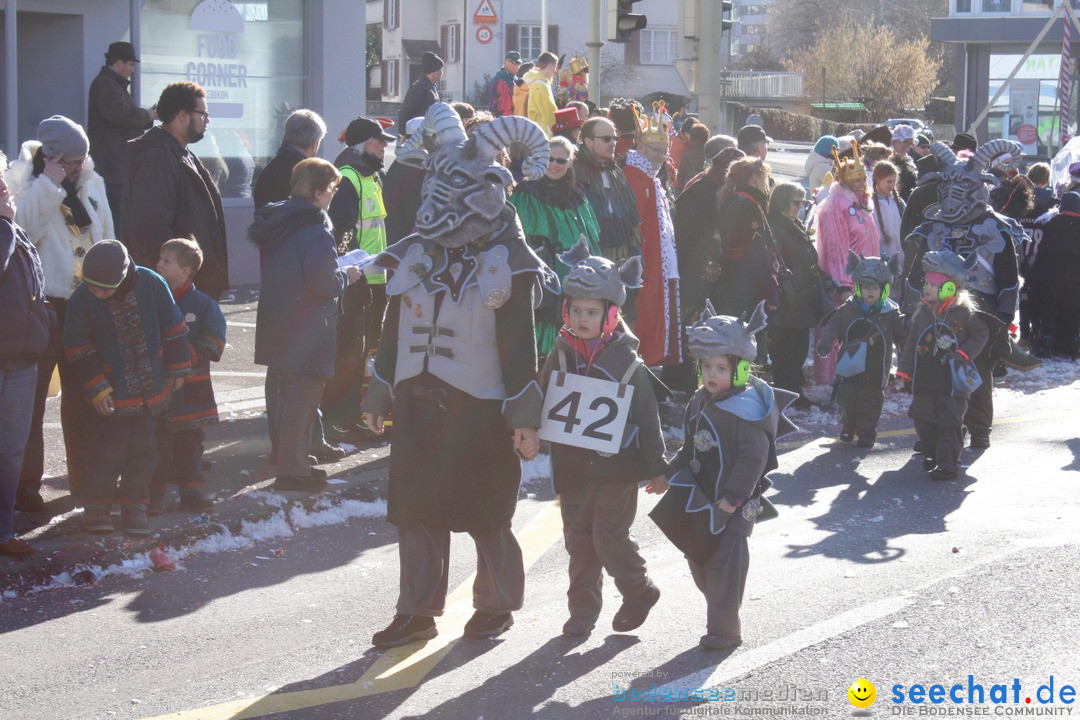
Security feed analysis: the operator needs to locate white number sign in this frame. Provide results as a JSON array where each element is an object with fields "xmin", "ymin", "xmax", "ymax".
[{"xmin": 538, "ymin": 372, "xmax": 634, "ymax": 454}]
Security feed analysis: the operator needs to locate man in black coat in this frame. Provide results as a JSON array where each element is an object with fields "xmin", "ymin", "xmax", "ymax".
[
  {"xmin": 397, "ymin": 52, "xmax": 443, "ymax": 137},
  {"xmin": 87, "ymin": 42, "xmax": 157, "ymax": 225},
  {"xmin": 0, "ymin": 172, "xmax": 53, "ymax": 557},
  {"xmin": 253, "ymin": 109, "xmax": 327, "ymax": 210},
  {"xmin": 121, "ymin": 81, "xmax": 229, "ymax": 300}
]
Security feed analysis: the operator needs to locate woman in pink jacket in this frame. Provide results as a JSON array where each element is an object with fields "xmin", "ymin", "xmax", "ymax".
[{"xmin": 812, "ymin": 141, "xmax": 881, "ymax": 386}]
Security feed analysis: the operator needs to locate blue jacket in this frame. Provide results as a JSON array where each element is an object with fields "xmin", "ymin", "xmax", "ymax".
[
  {"xmin": 249, "ymin": 198, "xmax": 349, "ymax": 377},
  {"xmin": 167, "ymin": 281, "xmax": 226, "ymax": 429},
  {"xmin": 0, "ymin": 216, "xmax": 52, "ymax": 367},
  {"xmin": 64, "ymin": 266, "xmax": 191, "ymax": 415}
]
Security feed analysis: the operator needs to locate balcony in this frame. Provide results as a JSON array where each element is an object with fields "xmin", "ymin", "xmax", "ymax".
[
  {"xmin": 950, "ymin": 0, "xmax": 1078, "ymax": 17},
  {"xmin": 724, "ymin": 71, "xmax": 804, "ymax": 99}
]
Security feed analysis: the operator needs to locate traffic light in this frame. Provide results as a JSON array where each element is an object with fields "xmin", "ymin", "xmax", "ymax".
[
  {"xmin": 609, "ymin": 0, "xmax": 647, "ymax": 43},
  {"xmin": 721, "ymin": 1, "xmax": 733, "ymax": 34}
]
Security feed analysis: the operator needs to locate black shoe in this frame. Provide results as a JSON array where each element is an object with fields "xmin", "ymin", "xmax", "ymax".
[
  {"xmin": 272, "ymin": 475, "xmax": 328, "ymax": 493},
  {"xmin": 839, "ymin": 431, "xmax": 855, "ymax": 443},
  {"xmin": 928, "ymin": 467, "xmax": 957, "ymax": 482},
  {"xmin": 562, "ymin": 617, "xmax": 595, "ymax": 638},
  {"xmin": 856, "ymin": 436, "xmax": 875, "ymax": 448},
  {"xmin": 922, "ymin": 456, "xmax": 937, "ymax": 472},
  {"xmin": 310, "ymin": 443, "xmax": 347, "ymax": 462},
  {"xmin": 372, "ymin": 614, "xmax": 437, "ymax": 648},
  {"xmin": 310, "ymin": 467, "xmax": 329, "ymax": 480},
  {"xmin": 178, "ymin": 490, "xmax": 215, "ymax": 512},
  {"xmin": 463, "ymin": 611, "xmax": 514, "ymax": 639},
  {"xmin": 1001, "ymin": 342, "xmax": 1042, "ymax": 371},
  {"xmin": 913, "ymin": 440, "xmax": 926, "ymax": 454},
  {"xmin": 15, "ymin": 491, "xmax": 45, "ymax": 513},
  {"xmin": 612, "ymin": 583, "xmax": 660, "ymax": 632},
  {"xmin": 969, "ymin": 435, "xmax": 990, "ymax": 449}
]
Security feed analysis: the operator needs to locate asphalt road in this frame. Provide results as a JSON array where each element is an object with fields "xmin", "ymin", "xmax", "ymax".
[{"xmin": 3, "ymin": 295, "xmax": 1079, "ymax": 719}]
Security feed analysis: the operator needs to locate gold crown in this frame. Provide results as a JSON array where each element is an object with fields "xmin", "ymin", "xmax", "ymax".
[
  {"xmin": 635, "ymin": 101, "xmax": 671, "ymax": 146},
  {"xmin": 831, "ymin": 139, "xmax": 866, "ymax": 185},
  {"xmin": 569, "ymin": 56, "xmax": 589, "ymax": 75}
]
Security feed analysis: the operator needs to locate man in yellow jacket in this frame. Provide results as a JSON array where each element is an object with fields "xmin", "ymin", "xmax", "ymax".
[{"xmin": 525, "ymin": 52, "xmax": 559, "ymax": 137}]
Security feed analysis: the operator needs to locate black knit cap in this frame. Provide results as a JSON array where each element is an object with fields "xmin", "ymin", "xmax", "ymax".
[
  {"xmin": 421, "ymin": 52, "xmax": 444, "ymax": 74},
  {"xmin": 82, "ymin": 240, "xmax": 130, "ymax": 290}
]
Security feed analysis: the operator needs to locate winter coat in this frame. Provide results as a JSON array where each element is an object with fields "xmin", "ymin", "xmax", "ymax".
[
  {"xmin": 769, "ymin": 212, "xmax": 823, "ymax": 329},
  {"xmin": 893, "ymin": 153, "xmax": 919, "ymax": 201},
  {"xmin": 539, "ymin": 329, "xmax": 667, "ymax": 494},
  {"xmin": 488, "ymin": 67, "xmax": 516, "ymax": 116},
  {"xmin": 253, "ymin": 144, "xmax": 306, "ymax": 210},
  {"xmin": 713, "ymin": 184, "xmax": 780, "ymax": 317},
  {"xmin": 383, "ymin": 160, "xmax": 426, "ymax": 245},
  {"xmin": 0, "ymin": 217, "xmax": 52, "ymax": 367},
  {"xmin": 5, "ymin": 142, "xmax": 114, "ymax": 300},
  {"xmin": 64, "ymin": 266, "xmax": 191, "ymax": 415},
  {"xmin": 397, "ymin": 75, "xmax": 439, "ymax": 136},
  {"xmin": 86, "ymin": 66, "xmax": 153, "ymax": 190},
  {"xmin": 814, "ymin": 181, "xmax": 881, "ymax": 291},
  {"xmin": 328, "ymin": 146, "xmax": 384, "ymax": 248},
  {"xmin": 524, "ymin": 68, "xmax": 558, "ymax": 137},
  {"xmin": 674, "ymin": 171, "xmax": 722, "ymax": 321},
  {"xmin": 1029, "ymin": 210, "xmax": 1080, "ymax": 315},
  {"xmin": 574, "ymin": 148, "xmax": 643, "ymax": 254},
  {"xmin": 513, "ymin": 80, "xmax": 530, "ymax": 117},
  {"xmin": 249, "ymin": 198, "xmax": 350, "ymax": 378},
  {"xmin": 165, "ymin": 282, "xmax": 226, "ymax": 430},
  {"xmin": 121, "ymin": 126, "xmax": 229, "ymax": 300},
  {"xmin": 817, "ymin": 296, "xmax": 904, "ymax": 388},
  {"xmin": 804, "ymin": 151, "xmax": 834, "ymax": 191},
  {"xmin": 874, "ymin": 191, "xmax": 907, "ymax": 269},
  {"xmin": 897, "ymin": 294, "xmax": 989, "ymax": 399},
  {"xmin": 676, "ymin": 146, "xmax": 706, "ymax": 190}
]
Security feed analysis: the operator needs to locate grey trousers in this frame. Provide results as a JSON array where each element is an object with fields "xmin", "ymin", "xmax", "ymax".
[
  {"xmin": 396, "ymin": 523, "xmax": 525, "ymax": 617},
  {"xmin": 687, "ymin": 531, "xmax": 750, "ymax": 638},
  {"xmin": 560, "ymin": 482, "xmax": 653, "ymax": 623},
  {"xmin": 912, "ymin": 394, "xmax": 968, "ymax": 475},
  {"xmin": 838, "ymin": 377, "xmax": 885, "ymax": 441},
  {"xmin": 269, "ymin": 370, "xmax": 325, "ymax": 477}
]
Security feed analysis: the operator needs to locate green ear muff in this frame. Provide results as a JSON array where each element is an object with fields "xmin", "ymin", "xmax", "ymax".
[
  {"xmin": 733, "ymin": 359, "xmax": 751, "ymax": 387},
  {"xmin": 939, "ymin": 281, "xmax": 957, "ymax": 301},
  {"xmin": 854, "ymin": 283, "xmax": 862, "ymax": 300},
  {"xmin": 881, "ymin": 282, "xmax": 890, "ymax": 303}
]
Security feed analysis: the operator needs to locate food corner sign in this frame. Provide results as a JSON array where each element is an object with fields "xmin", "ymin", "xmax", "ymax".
[{"xmin": 185, "ymin": 0, "xmax": 246, "ymax": 119}]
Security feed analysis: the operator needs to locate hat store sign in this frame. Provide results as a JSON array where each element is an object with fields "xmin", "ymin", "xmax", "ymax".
[{"xmin": 185, "ymin": 0, "xmax": 247, "ymax": 119}]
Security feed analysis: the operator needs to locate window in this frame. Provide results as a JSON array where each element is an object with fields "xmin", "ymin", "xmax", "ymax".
[
  {"xmin": 385, "ymin": 0, "xmax": 400, "ymax": 30},
  {"xmin": 443, "ymin": 23, "xmax": 461, "ymax": 63},
  {"xmin": 743, "ymin": 24, "xmax": 765, "ymax": 35},
  {"xmin": 234, "ymin": 2, "xmax": 268, "ymax": 21},
  {"xmin": 519, "ymin": 25, "xmax": 543, "ymax": 60},
  {"xmin": 981, "ymin": 0, "xmax": 1011, "ymax": 11},
  {"xmin": 639, "ymin": 28, "xmax": 677, "ymax": 65},
  {"xmin": 954, "ymin": 0, "xmax": 973, "ymax": 12},
  {"xmin": 384, "ymin": 59, "xmax": 400, "ymax": 97},
  {"xmin": 740, "ymin": 5, "xmax": 769, "ymax": 15}
]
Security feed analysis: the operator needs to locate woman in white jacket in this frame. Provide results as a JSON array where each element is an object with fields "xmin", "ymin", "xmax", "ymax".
[
  {"xmin": 5, "ymin": 115, "xmax": 113, "ymax": 510},
  {"xmin": 804, "ymin": 135, "xmax": 839, "ymax": 194}
]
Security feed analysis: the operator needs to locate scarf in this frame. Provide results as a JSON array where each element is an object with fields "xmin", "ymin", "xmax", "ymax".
[{"xmin": 108, "ymin": 270, "xmax": 155, "ymax": 399}]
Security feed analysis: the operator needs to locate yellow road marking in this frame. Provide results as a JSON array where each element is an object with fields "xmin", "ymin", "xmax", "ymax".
[{"xmin": 141, "ymin": 500, "xmax": 564, "ymax": 719}]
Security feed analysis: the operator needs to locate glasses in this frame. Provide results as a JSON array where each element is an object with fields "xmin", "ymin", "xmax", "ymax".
[
  {"xmin": 327, "ymin": 185, "xmax": 340, "ymax": 194},
  {"xmin": 191, "ymin": 109, "xmax": 210, "ymax": 120},
  {"xmin": 551, "ymin": 158, "xmax": 569, "ymax": 165},
  {"xmin": 60, "ymin": 157, "xmax": 86, "ymax": 170},
  {"xmin": 589, "ymin": 136, "xmax": 616, "ymax": 143}
]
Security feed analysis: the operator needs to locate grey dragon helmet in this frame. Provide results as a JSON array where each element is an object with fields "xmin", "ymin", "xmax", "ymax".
[
  {"xmin": 396, "ymin": 102, "xmax": 549, "ymax": 248},
  {"xmin": 845, "ymin": 250, "xmax": 901, "ymax": 287},
  {"xmin": 920, "ymin": 139, "xmax": 1022, "ymax": 225},
  {"xmin": 557, "ymin": 236, "xmax": 643, "ymax": 308},
  {"xmin": 687, "ymin": 300, "xmax": 768, "ymax": 362},
  {"xmin": 921, "ymin": 249, "xmax": 979, "ymax": 288}
]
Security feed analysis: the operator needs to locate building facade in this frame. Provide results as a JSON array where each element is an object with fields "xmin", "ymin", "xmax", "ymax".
[
  {"xmin": 369, "ymin": 0, "xmax": 686, "ymax": 108},
  {"xmin": 0, "ymin": 0, "xmax": 366, "ymax": 287},
  {"xmin": 933, "ymin": 0, "xmax": 1079, "ymax": 155}
]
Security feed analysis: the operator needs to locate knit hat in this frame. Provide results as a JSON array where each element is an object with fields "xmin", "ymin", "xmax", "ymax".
[
  {"xmin": 736, "ymin": 124, "xmax": 771, "ymax": 150},
  {"xmin": 558, "ymin": 236, "xmax": 642, "ymax": 307},
  {"xmin": 891, "ymin": 124, "xmax": 916, "ymax": 142},
  {"xmin": 82, "ymin": 240, "xmax": 130, "ymax": 289},
  {"xmin": 421, "ymin": 51, "xmax": 444, "ymax": 74},
  {"xmin": 813, "ymin": 135, "xmax": 838, "ymax": 159},
  {"xmin": 1060, "ymin": 191, "xmax": 1080, "ymax": 216},
  {"xmin": 915, "ymin": 133, "xmax": 932, "ymax": 149},
  {"xmin": 37, "ymin": 115, "xmax": 89, "ymax": 160},
  {"xmin": 687, "ymin": 300, "xmax": 768, "ymax": 362}
]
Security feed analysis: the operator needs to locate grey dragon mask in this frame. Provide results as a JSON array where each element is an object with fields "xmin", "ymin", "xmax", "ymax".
[{"xmin": 920, "ymin": 139, "xmax": 1022, "ymax": 225}]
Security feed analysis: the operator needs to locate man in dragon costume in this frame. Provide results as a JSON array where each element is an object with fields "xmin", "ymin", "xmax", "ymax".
[
  {"xmin": 361, "ymin": 103, "xmax": 555, "ymax": 648},
  {"xmin": 903, "ymin": 139, "xmax": 1038, "ymax": 449}
]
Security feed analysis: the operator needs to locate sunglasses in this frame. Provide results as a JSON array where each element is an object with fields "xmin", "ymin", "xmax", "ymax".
[{"xmin": 550, "ymin": 158, "xmax": 569, "ymax": 165}]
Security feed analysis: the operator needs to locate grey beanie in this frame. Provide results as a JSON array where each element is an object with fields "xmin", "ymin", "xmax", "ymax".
[
  {"xmin": 557, "ymin": 236, "xmax": 642, "ymax": 307},
  {"xmin": 687, "ymin": 300, "xmax": 768, "ymax": 362},
  {"xmin": 37, "ymin": 115, "xmax": 89, "ymax": 160},
  {"xmin": 82, "ymin": 240, "xmax": 130, "ymax": 289}
]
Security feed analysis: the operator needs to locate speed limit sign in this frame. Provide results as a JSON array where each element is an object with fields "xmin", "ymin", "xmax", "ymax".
[
  {"xmin": 476, "ymin": 26, "xmax": 493, "ymax": 44},
  {"xmin": 539, "ymin": 372, "xmax": 634, "ymax": 454}
]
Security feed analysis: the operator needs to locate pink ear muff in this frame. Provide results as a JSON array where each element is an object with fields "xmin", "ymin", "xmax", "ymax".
[
  {"xmin": 562, "ymin": 299, "xmax": 571, "ymax": 329},
  {"xmin": 602, "ymin": 303, "xmax": 619, "ymax": 335}
]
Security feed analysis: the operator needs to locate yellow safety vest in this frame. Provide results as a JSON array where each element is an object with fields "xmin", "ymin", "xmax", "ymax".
[{"xmin": 340, "ymin": 166, "xmax": 388, "ymax": 284}]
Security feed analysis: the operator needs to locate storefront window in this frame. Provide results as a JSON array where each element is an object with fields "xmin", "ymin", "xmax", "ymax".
[
  {"xmin": 989, "ymin": 53, "xmax": 1074, "ymax": 154},
  {"xmin": 140, "ymin": 0, "xmax": 305, "ymax": 200}
]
